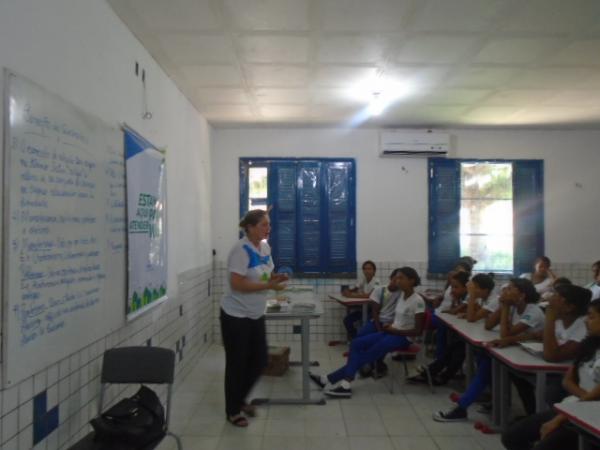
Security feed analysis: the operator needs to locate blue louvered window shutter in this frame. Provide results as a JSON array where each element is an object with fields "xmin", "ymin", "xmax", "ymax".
[
  {"xmin": 513, "ymin": 160, "xmax": 544, "ymax": 275},
  {"xmin": 428, "ymin": 158, "xmax": 461, "ymax": 275}
]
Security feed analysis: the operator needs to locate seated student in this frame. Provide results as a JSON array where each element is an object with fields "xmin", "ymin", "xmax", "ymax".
[
  {"xmin": 355, "ymin": 268, "xmax": 403, "ymax": 378},
  {"xmin": 501, "ymin": 299, "xmax": 600, "ymax": 450},
  {"xmin": 342, "ymin": 260, "xmax": 381, "ymax": 340},
  {"xmin": 511, "ymin": 283, "xmax": 591, "ymax": 415},
  {"xmin": 429, "ymin": 261, "xmax": 473, "ymax": 360},
  {"xmin": 433, "ymin": 278, "xmax": 545, "ymax": 422},
  {"xmin": 521, "ymin": 256, "xmax": 557, "ymax": 297},
  {"xmin": 586, "ymin": 260, "xmax": 600, "ymax": 301},
  {"xmin": 309, "ymin": 267, "xmax": 424, "ymax": 398},
  {"xmin": 409, "ymin": 273, "xmax": 496, "ymax": 386}
]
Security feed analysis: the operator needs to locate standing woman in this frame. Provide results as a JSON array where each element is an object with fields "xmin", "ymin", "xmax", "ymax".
[{"xmin": 220, "ymin": 209, "xmax": 288, "ymax": 427}]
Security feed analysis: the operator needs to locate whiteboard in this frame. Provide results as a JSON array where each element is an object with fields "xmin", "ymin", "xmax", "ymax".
[{"xmin": 2, "ymin": 71, "xmax": 126, "ymax": 386}]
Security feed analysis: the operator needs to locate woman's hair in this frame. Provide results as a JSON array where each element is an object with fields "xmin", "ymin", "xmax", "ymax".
[
  {"xmin": 450, "ymin": 270, "xmax": 470, "ymax": 287},
  {"xmin": 239, "ymin": 209, "xmax": 268, "ymax": 232},
  {"xmin": 390, "ymin": 267, "xmax": 402, "ymax": 279},
  {"xmin": 510, "ymin": 278, "xmax": 540, "ymax": 304},
  {"xmin": 555, "ymin": 284, "xmax": 592, "ymax": 317},
  {"xmin": 472, "ymin": 273, "xmax": 495, "ymax": 292},
  {"xmin": 362, "ymin": 260, "xmax": 376, "ymax": 272},
  {"xmin": 574, "ymin": 300, "xmax": 600, "ymax": 371},
  {"xmin": 454, "ymin": 261, "xmax": 473, "ymax": 274},
  {"xmin": 535, "ymin": 255, "xmax": 552, "ymax": 267},
  {"xmin": 398, "ymin": 267, "xmax": 421, "ymax": 287}
]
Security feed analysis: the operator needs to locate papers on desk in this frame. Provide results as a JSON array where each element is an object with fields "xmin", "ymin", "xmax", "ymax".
[
  {"xmin": 290, "ymin": 301, "xmax": 316, "ymax": 313},
  {"xmin": 519, "ymin": 342, "xmax": 544, "ymax": 357}
]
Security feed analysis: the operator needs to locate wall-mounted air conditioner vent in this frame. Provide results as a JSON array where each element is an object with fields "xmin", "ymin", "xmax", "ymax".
[{"xmin": 379, "ymin": 131, "xmax": 450, "ymax": 157}]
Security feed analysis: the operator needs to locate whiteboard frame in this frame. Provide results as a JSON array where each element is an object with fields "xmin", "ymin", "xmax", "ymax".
[
  {"xmin": 1, "ymin": 69, "xmax": 16, "ymax": 377},
  {"xmin": 1, "ymin": 70, "xmax": 128, "ymax": 386}
]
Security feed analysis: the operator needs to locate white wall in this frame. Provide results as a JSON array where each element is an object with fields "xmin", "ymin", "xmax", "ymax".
[
  {"xmin": 212, "ymin": 128, "xmax": 600, "ymax": 264},
  {"xmin": 0, "ymin": 0, "xmax": 213, "ymax": 295},
  {"xmin": 0, "ymin": 1, "xmax": 213, "ymax": 447}
]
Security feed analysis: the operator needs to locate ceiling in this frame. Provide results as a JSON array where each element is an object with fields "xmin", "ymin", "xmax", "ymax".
[{"xmin": 107, "ymin": 0, "xmax": 600, "ymax": 128}]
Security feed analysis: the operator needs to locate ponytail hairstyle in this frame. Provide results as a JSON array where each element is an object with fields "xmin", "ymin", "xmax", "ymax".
[
  {"xmin": 239, "ymin": 209, "xmax": 268, "ymax": 233},
  {"xmin": 574, "ymin": 300, "xmax": 600, "ymax": 374}
]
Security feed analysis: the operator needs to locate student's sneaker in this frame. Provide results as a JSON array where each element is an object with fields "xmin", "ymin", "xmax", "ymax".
[
  {"xmin": 309, "ymin": 372, "xmax": 327, "ymax": 389},
  {"xmin": 324, "ymin": 385, "xmax": 352, "ymax": 398},
  {"xmin": 476, "ymin": 402, "xmax": 492, "ymax": 415},
  {"xmin": 433, "ymin": 406, "xmax": 468, "ymax": 422}
]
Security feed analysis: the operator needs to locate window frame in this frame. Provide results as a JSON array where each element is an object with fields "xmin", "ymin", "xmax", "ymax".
[
  {"xmin": 240, "ymin": 157, "xmax": 357, "ymax": 277},
  {"xmin": 428, "ymin": 157, "xmax": 544, "ymax": 276}
]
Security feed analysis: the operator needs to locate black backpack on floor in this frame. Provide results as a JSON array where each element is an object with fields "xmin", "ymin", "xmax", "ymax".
[{"xmin": 90, "ymin": 385, "xmax": 166, "ymax": 449}]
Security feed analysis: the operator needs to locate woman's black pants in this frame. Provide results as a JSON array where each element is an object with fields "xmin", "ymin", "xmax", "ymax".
[{"xmin": 220, "ymin": 309, "xmax": 268, "ymax": 416}]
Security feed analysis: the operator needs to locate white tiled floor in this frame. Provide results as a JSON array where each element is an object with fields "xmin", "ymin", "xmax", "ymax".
[{"xmin": 157, "ymin": 343, "xmax": 506, "ymax": 450}]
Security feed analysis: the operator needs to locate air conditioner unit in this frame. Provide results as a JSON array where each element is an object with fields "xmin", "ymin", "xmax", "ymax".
[{"xmin": 379, "ymin": 131, "xmax": 450, "ymax": 157}]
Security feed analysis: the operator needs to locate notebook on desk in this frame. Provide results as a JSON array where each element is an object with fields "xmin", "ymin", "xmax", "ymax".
[{"xmin": 519, "ymin": 342, "xmax": 544, "ymax": 357}]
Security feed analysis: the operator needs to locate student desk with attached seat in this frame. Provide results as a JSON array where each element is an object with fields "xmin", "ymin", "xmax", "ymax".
[{"xmin": 554, "ymin": 401, "xmax": 600, "ymax": 450}]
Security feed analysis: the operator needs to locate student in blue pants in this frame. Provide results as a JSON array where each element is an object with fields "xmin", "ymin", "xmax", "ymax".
[
  {"xmin": 309, "ymin": 267, "xmax": 425, "ymax": 398},
  {"xmin": 433, "ymin": 278, "xmax": 545, "ymax": 422}
]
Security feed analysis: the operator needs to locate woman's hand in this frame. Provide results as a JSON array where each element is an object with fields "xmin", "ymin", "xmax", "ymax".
[
  {"xmin": 271, "ymin": 273, "xmax": 289, "ymax": 283},
  {"xmin": 267, "ymin": 278, "xmax": 288, "ymax": 291}
]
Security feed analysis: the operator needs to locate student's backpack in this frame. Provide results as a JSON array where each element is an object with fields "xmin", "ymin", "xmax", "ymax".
[{"xmin": 90, "ymin": 385, "xmax": 166, "ymax": 448}]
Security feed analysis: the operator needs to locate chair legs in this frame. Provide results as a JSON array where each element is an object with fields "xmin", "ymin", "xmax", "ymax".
[
  {"xmin": 387, "ymin": 353, "xmax": 435, "ymax": 394},
  {"xmin": 167, "ymin": 431, "xmax": 183, "ymax": 450}
]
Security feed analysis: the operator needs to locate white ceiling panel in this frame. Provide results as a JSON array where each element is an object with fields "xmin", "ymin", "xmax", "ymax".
[
  {"xmin": 501, "ymin": 0, "xmax": 600, "ymax": 34},
  {"xmin": 245, "ymin": 65, "xmax": 309, "ymax": 87},
  {"xmin": 317, "ymin": 0, "xmax": 416, "ymax": 32},
  {"xmin": 411, "ymin": 0, "xmax": 507, "ymax": 32},
  {"xmin": 394, "ymin": 35, "xmax": 480, "ymax": 64},
  {"xmin": 314, "ymin": 66, "xmax": 378, "ymax": 87},
  {"xmin": 260, "ymin": 104, "xmax": 309, "ymax": 118},
  {"xmin": 156, "ymin": 34, "xmax": 236, "ymax": 64},
  {"xmin": 223, "ymin": 0, "xmax": 310, "ymax": 31},
  {"xmin": 193, "ymin": 88, "xmax": 249, "ymax": 104},
  {"xmin": 254, "ymin": 88, "xmax": 311, "ymax": 104},
  {"xmin": 546, "ymin": 40, "xmax": 600, "ymax": 67},
  {"xmin": 508, "ymin": 68, "xmax": 595, "ymax": 89},
  {"xmin": 474, "ymin": 38, "xmax": 563, "ymax": 65},
  {"xmin": 238, "ymin": 35, "xmax": 310, "ymax": 63},
  {"xmin": 181, "ymin": 65, "xmax": 243, "ymax": 87},
  {"xmin": 421, "ymin": 88, "xmax": 491, "ymax": 105},
  {"xmin": 127, "ymin": 0, "xmax": 220, "ymax": 32},
  {"xmin": 483, "ymin": 89, "xmax": 554, "ymax": 106},
  {"xmin": 446, "ymin": 66, "xmax": 521, "ymax": 88},
  {"xmin": 108, "ymin": 0, "xmax": 600, "ymax": 127},
  {"xmin": 317, "ymin": 35, "xmax": 390, "ymax": 64}
]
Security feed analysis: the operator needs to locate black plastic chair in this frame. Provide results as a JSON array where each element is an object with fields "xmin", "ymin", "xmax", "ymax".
[{"xmin": 69, "ymin": 346, "xmax": 182, "ymax": 450}]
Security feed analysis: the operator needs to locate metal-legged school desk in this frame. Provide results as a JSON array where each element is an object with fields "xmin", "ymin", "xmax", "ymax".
[{"xmin": 251, "ymin": 306, "xmax": 326, "ymax": 406}]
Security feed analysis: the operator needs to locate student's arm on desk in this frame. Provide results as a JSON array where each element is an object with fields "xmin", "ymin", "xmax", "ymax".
[
  {"xmin": 484, "ymin": 305, "xmax": 501, "ymax": 330},
  {"xmin": 382, "ymin": 313, "xmax": 425, "ymax": 338},
  {"xmin": 466, "ymin": 297, "xmax": 489, "ymax": 322},
  {"xmin": 543, "ymin": 307, "xmax": 581, "ymax": 362},
  {"xmin": 561, "ymin": 367, "xmax": 600, "ymax": 400}
]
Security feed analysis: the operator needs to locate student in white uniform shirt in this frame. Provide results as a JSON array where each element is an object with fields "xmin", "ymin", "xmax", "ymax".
[
  {"xmin": 220, "ymin": 209, "xmax": 288, "ymax": 427},
  {"xmin": 309, "ymin": 267, "xmax": 424, "ymax": 398},
  {"xmin": 511, "ymin": 282, "xmax": 592, "ymax": 415},
  {"xmin": 342, "ymin": 260, "xmax": 381, "ymax": 339},
  {"xmin": 502, "ymin": 299, "xmax": 600, "ymax": 450},
  {"xmin": 409, "ymin": 273, "xmax": 496, "ymax": 386},
  {"xmin": 520, "ymin": 255, "xmax": 557, "ymax": 297},
  {"xmin": 434, "ymin": 278, "xmax": 545, "ymax": 422},
  {"xmin": 585, "ymin": 260, "xmax": 600, "ymax": 301}
]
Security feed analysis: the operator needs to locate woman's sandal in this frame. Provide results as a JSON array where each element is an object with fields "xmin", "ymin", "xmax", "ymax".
[
  {"xmin": 241, "ymin": 404, "xmax": 257, "ymax": 417},
  {"xmin": 227, "ymin": 414, "xmax": 249, "ymax": 427}
]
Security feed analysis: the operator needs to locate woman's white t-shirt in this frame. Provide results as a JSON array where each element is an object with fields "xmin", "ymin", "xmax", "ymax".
[
  {"xmin": 435, "ymin": 286, "xmax": 453, "ymax": 313},
  {"xmin": 561, "ymin": 349, "xmax": 600, "ymax": 404},
  {"xmin": 220, "ymin": 237, "xmax": 274, "ymax": 319}
]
